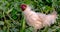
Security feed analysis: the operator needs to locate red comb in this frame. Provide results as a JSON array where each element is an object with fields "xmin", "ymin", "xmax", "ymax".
[{"xmin": 21, "ymin": 4, "xmax": 27, "ymax": 11}]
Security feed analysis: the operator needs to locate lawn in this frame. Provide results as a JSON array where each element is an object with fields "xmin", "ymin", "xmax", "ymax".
[{"xmin": 0, "ymin": 0, "xmax": 60, "ymax": 32}]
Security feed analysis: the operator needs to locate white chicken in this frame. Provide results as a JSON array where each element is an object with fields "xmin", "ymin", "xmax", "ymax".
[{"xmin": 20, "ymin": 4, "xmax": 57, "ymax": 32}]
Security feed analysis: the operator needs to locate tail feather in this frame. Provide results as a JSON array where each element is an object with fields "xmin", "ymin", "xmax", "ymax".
[
  {"xmin": 51, "ymin": 11, "xmax": 57, "ymax": 15},
  {"xmin": 51, "ymin": 9, "xmax": 57, "ymax": 15}
]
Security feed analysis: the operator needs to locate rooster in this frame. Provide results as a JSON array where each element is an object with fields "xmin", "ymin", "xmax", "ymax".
[{"xmin": 20, "ymin": 4, "xmax": 57, "ymax": 32}]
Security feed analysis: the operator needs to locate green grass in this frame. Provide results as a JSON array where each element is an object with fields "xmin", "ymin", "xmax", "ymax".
[{"xmin": 0, "ymin": 0, "xmax": 60, "ymax": 32}]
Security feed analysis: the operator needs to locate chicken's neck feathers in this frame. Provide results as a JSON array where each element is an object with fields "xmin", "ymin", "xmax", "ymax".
[{"xmin": 23, "ymin": 6, "xmax": 37, "ymax": 17}]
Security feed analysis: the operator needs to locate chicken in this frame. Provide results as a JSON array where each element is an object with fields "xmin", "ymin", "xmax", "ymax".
[{"xmin": 20, "ymin": 4, "xmax": 57, "ymax": 32}]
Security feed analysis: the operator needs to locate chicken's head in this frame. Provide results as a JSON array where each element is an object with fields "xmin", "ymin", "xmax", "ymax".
[{"xmin": 21, "ymin": 4, "xmax": 27, "ymax": 11}]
